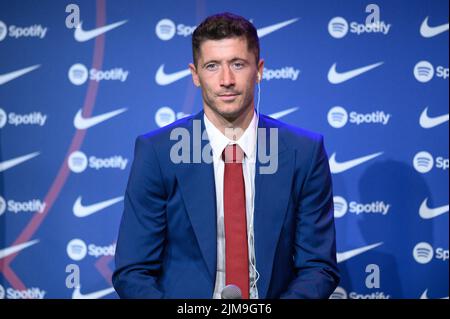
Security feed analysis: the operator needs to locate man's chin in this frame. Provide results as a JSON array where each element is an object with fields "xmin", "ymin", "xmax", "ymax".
[
  {"xmin": 216, "ymin": 107, "xmax": 245, "ymax": 122},
  {"xmin": 206, "ymin": 100, "xmax": 252, "ymax": 122}
]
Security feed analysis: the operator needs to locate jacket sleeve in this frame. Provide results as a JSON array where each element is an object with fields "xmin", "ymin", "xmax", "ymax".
[
  {"xmin": 280, "ymin": 135, "xmax": 340, "ymax": 299},
  {"xmin": 112, "ymin": 136, "xmax": 167, "ymax": 298}
]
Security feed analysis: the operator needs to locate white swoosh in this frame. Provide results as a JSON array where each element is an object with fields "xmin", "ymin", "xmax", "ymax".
[
  {"xmin": 268, "ymin": 107, "xmax": 299, "ymax": 119},
  {"xmin": 73, "ymin": 108, "xmax": 127, "ymax": 130},
  {"xmin": 420, "ymin": 17, "xmax": 449, "ymax": 38},
  {"xmin": 155, "ymin": 65, "xmax": 191, "ymax": 85},
  {"xmin": 419, "ymin": 198, "xmax": 449, "ymax": 219},
  {"xmin": 419, "ymin": 107, "xmax": 449, "ymax": 129},
  {"xmin": 73, "ymin": 196, "xmax": 124, "ymax": 218},
  {"xmin": 0, "ymin": 152, "xmax": 40, "ymax": 172},
  {"xmin": 327, "ymin": 62, "xmax": 384, "ymax": 84},
  {"xmin": 74, "ymin": 20, "xmax": 127, "ymax": 42},
  {"xmin": 337, "ymin": 242, "xmax": 383, "ymax": 263},
  {"xmin": 329, "ymin": 152, "xmax": 383, "ymax": 174},
  {"xmin": 0, "ymin": 65, "xmax": 41, "ymax": 85},
  {"xmin": 420, "ymin": 289, "xmax": 449, "ymax": 299},
  {"xmin": 257, "ymin": 18, "xmax": 299, "ymax": 38},
  {"xmin": 72, "ymin": 286, "xmax": 115, "ymax": 299},
  {"xmin": 0, "ymin": 240, "xmax": 39, "ymax": 259}
]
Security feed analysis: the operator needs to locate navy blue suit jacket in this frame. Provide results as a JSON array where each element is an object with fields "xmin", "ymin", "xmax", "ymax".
[{"xmin": 113, "ymin": 110, "xmax": 339, "ymax": 298}]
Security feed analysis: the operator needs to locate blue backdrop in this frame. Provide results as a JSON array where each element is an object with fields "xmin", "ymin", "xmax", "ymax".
[{"xmin": 0, "ymin": 0, "xmax": 448, "ymax": 299}]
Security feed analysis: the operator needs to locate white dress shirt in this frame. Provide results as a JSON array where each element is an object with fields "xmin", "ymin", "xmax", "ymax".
[{"xmin": 204, "ymin": 112, "xmax": 259, "ymax": 299}]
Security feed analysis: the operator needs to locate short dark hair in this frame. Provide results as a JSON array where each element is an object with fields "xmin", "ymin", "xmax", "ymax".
[{"xmin": 192, "ymin": 12, "xmax": 260, "ymax": 66}]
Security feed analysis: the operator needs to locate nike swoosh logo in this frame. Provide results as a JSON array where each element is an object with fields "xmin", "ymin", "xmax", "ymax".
[
  {"xmin": 420, "ymin": 17, "xmax": 449, "ymax": 38},
  {"xmin": 329, "ymin": 152, "xmax": 383, "ymax": 174},
  {"xmin": 74, "ymin": 20, "xmax": 127, "ymax": 42},
  {"xmin": 155, "ymin": 65, "xmax": 191, "ymax": 85},
  {"xmin": 72, "ymin": 286, "xmax": 115, "ymax": 299},
  {"xmin": 268, "ymin": 107, "xmax": 299, "ymax": 119},
  {"xmin": 0, "ymin": 240, "xmax": 39, "ymax": 259},
  {"xmin": 73, "ymin": 196, "xmax": 124, "ymax": 218},
  {"xmin": 420, "ymin": 289, "xmax": 449, "ymax": 299},
  {"xmin": 0, "ymin": 65, "xmax": 41, "ymax": 85},
  {"xmin": 257, "ymin": 18, "xmax": 299, "ymax": 38},
  {"xmin": 337, "ymin": 242, "xmax": 383, "ymax": 263},
  {"xmin": 419, "ymin": 107, "xmax": 449, "ymax": 129},
  {"xmin": 419, "ymin": 198, "xmax": 449, "ymax": 219},
  {"xmin": 0, "ymin": 152, "xmax": 40, "ymax": 172},
  {"xmin": 328, "ymin": 62, "xmax": 384, "ymax": 84},
  {"xmin": 73, "ymin": 108, "xmax": 127, "ymax": 130}
]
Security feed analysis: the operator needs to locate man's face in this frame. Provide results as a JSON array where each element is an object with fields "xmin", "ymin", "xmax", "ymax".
[{"xmin": 189, "ymin": 37, "xmax": 264, "ymax": 122}]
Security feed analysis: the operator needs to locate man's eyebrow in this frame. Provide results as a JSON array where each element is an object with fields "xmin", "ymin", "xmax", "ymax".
[{"xmin": 229, "ymin": 57, "xmax": 249, "ymax": 63}]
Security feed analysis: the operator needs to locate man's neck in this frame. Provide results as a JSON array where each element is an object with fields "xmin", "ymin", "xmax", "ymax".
[{"xmin": 203, "ymin": 105, "xmax": 255, "ymax": 141}]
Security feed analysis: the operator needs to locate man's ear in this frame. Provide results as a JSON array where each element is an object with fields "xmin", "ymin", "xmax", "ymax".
[
  {"xmin": 257, "ymin": 58, "xmax": 264, "ymax": 83},
  {"xmin": 189, "ymin": 63, "xmax": 201, "ymax": 87}
]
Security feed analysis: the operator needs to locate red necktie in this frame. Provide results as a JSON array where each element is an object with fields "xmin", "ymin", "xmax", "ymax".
[{"xmin": 222, "ymin": 144, "xmax": 249, "ymax": 299}]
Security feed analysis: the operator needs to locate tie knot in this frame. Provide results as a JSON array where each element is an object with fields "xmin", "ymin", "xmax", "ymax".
[{"xmin": 222, "ymin": 144, "xmax": 244, "ymax": 163}]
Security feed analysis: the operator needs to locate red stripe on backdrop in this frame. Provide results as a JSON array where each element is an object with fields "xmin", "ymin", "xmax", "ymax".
[{"xmin": 0, "ymin": 0, "xmax": 107, "ymax": 291}]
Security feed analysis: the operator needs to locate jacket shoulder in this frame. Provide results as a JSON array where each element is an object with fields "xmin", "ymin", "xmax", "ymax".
[{"xmin": 260, "ymin": 114, "xmax": 324, "ymax": 151}]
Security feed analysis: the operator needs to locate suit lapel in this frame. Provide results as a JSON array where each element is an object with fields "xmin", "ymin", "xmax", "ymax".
[
  {"xmin": 174, "ymin": 111, "xmax": 217, "ymax": 281},
  {"xmin": 254, "ymin": 116, "xmax": 294, "ymax": 298}
]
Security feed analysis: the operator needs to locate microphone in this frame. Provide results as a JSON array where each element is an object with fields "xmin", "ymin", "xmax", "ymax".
[{"xmin": 221, "ymin": 284, "xmax": 242, "ymax": 299}]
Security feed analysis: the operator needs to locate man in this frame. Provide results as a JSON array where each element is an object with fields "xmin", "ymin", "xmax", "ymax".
[{"xmin": 113, "ymin": 12, "xmax": 339, "ymax": 299}]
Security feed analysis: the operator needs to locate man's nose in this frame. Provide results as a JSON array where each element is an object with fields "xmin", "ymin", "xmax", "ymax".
[{"xmin": 220, "ymin": 66, "xmax": 235, "ymax": 87}]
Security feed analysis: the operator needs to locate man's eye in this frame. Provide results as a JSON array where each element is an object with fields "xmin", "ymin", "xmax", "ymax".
[
  {"xmin": 232, "ymin": 62, "xmax": 244, "ymax": 69},
  {"xmin": 205, "ymin": 64, "xmax": 218, "ymax": 71}
]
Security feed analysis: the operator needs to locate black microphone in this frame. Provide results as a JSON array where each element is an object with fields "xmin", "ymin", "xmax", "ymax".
[{"xmin": 221, "ymin": 284, "xmax": 242, "ymax": 299}]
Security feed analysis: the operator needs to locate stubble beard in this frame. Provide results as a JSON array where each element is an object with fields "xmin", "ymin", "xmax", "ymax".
[{"xmin": 202, "ymin": 88, "xmax": 254, "ymax": 125}]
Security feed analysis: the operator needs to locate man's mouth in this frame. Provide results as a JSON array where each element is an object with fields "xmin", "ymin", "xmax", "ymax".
[{"xmin": 218, "ymin": 93, "xmax": 239, "ymax": 101}]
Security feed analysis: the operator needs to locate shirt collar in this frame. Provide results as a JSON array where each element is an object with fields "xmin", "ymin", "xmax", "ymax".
[{"xmin": 203, "ymin": 111, "xmax": 257, "ymax": 162}]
